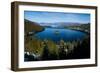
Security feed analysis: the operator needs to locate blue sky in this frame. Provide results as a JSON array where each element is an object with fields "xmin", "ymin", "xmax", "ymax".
[{"xmin": 24, "ymin": 11, "xmax": 90, "ymax": 23}]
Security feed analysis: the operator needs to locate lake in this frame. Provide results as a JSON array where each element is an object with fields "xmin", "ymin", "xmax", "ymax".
[{"xmin": 34, "ymin": 28, "xmax": 87, "ymax": 42}]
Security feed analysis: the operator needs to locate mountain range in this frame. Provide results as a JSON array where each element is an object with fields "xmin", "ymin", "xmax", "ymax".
[
  {"xmin": 25, "ymin": 19, "xmax": 89, "ymax": 28},
  {"xmin": 38, "ymin": 22, "xmax": 89, "ymax": 28}
]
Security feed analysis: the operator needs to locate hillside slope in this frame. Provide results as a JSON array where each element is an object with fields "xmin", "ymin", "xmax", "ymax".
[{"xmin": 24, "ymin": 19, "xmax": 44, "ymax": 34}]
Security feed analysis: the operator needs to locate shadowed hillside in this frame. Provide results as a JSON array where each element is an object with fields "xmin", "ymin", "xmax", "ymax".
[
  {"xmin": 24, "ymin": 19, "xmax": 45, "ymax": 51},
  {"xmin": 24, "ymin": 19, "xmax": 44, "ymax": 34}
]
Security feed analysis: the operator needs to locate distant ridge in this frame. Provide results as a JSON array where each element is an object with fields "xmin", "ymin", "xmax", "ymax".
[{"xmin": 39, "ymin": 22, "xmax": 90, "ymax": 28}]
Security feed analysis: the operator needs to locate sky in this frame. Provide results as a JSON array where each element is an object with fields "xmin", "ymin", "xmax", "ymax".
[{"xmin": 24, "ymin": 11, "xmax": 90, "ymax": 23}]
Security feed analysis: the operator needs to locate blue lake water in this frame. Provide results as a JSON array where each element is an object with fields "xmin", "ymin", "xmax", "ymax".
[{"xmin": 34, "ymin": 28, "xmax": 87, "ymax": 42}]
